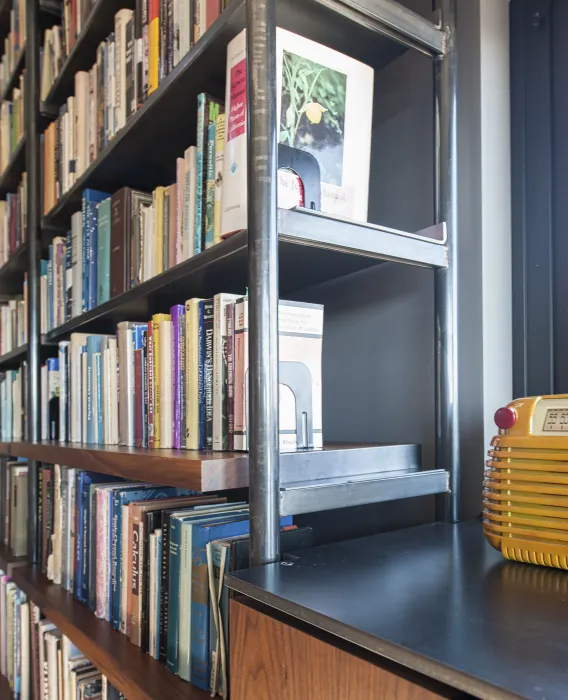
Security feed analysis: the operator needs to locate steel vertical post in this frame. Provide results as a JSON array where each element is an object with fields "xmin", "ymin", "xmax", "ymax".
[
  {"xmin": 434, "ymin": 0, "xmax": 459, "ymax": 522},
  {"xmin": 246, "ymin": 0, "xmax": 280, "ymax": 565},
  {"xmin": 25, "ymin": 0, "xmax": 41, "ymax": 562}
]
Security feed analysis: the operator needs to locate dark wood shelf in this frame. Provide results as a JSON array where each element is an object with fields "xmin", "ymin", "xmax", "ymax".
[
  {"xmin": 0, "ymin": 671, "xmax": 13, "ymax": 699},
  {"xmin": 0, "ymin": 243, "xmax": 28, "ymax": 294},
  {"xmin": 0, "ymin": 343, "xmax": 27, "ymax": 368},
  {"xmin": 0, "ymin": 47, "xmax": 25, "ymax": 103},
  {"xmin": 10, "ymin": 565, "xmax": 208, "ymax": 700},
  {"xmin": 41, "ymin": 0, "xmax": 407, "ymax": 230},
  {"xmin": 0, "ymin": 137, "xmax": 25, "ymax": 198},
  {"xmin": 43, "ymin": 0, "xmax": 135, "ymax": 109},
  {"xmin": 0, "ymin": 542, "xmax": 26, "ymax": 574}
]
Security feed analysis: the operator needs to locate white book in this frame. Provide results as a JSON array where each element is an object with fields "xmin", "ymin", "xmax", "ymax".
[
  {"xmin": 159, "ymin": 319, "xmax": 173, "ymax": 448},
  {"xmin": 183, "ymin": 146, "xmax": 197, "ymax": 260},
  {"xmin": 88, "ymin": 66, "xmax": 97, "ymax": 164},
  {"xmin": 222, "ymin": 28, "xmax": 374, "ymax": 236},
  {"xmin": 185, "ymin": 298, "xmax": 202, "ymax": 449},
  {"xmin": 41, "ymin": 364, "xmax": 48, "ymax": 440},
  {"xmin": 102, "ymin": 344, "xmax": 110, "ymax": 444},
  {"xmin": 45, "ymin": 630, "xmax": 62, "ymax": 700},
  {"xmin": 20, "ymin": 600, "xmax": 30, "ymax": 700},
  {"xmin": 114, "ymin": 9, "xmax": 133, "ymax": 132},
  {"xmin": 212, "ymin": 293, "xmax": 240, "ymax": 450},
  {"xmin": 74, "ymin": 72, "xmax": 88, "ymax": 177},
  {"xmin": 71, "ymin": 212, "xmax": 83, "ymax": 318},
  {"xmin": 108, "ymin": 36, "xmax": 115, "ymax": 139},
  {"xmin": 117, "ymin": 323, "xmax": 135, "ymax": 446},
  {"xmin": 108, "ymin": 337, "xmax": 119, "ymax": 445},
  {"xmin": 70, "ymin": 333, "xmax": 89, "ymax": 442},
  {"xmin": 82, "ymin": 351, "xmax": 88, "ymax": 440}
]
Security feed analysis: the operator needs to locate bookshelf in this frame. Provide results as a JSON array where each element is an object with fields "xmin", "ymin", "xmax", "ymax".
[
  {"xmin": 0, "ymin": 0, "xmax": 460, "ymax": 697},
  {"xmin": 11, "ymin": 566, "xmax": 209, "ymax": 700}
]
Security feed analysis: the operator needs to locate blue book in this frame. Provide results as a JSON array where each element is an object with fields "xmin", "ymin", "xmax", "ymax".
[
  {"xmin": 86, "ymin": 336, "xmax": 103, "ymax": 444},
  {"xmin": 82, "ymin": 189, "xmax": 109, "ymax": 312},
  {"xmin": 189, "ymin": 515, "xmax": 292, "ymax": 689},
  {"xmin": 76, "ymin": 471, "xmax": 117, "ymax": 603},
  {"xmin": 47, "ymin": 245, "xmax": 53, "ymax": 331},
  {"xmin": 96, "ymin": 198, "xmax": 111, "ymax": 305},
  {"xmin": 95, "ymin": 352, "xmax": 103, "ymax": 444},
  {"xmin": 111, "ymin": 485, "xmax": 196, "ymax": 631}
]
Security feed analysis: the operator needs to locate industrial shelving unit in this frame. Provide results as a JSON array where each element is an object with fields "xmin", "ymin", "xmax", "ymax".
[{"xmin": 0, "ymin": 0, "xmax": 458, "ymax": 696}]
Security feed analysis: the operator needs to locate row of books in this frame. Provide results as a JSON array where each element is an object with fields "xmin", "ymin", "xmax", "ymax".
[
  {"xmin": 41, "ymin": 0, "xmax": 231, "ymax": 111},
  {"xmin": 0, "ymin": 0, "xmax": 25, "ymax": 99},
  {"xmin": 37, "ymin": 465, "xmax": 311, "ymax": 694},
  {"xmin": 0, "ymin": 71, "xmax": 24, "ymax": 173},
  {"xmin": 40, "ymin": 296, "xmax": 323, "ymax": 451},
  {"xmin": 0, "ymin": 363, "xmax": 27, "ymax": 442},
  {"xmin": 0, "ymin": 577, "xmax": 124, "ymax": 700},
  {"xmin": 0, "ymin": 457, "xmax": 28, "ymax": 557},
  {"xmin": 0, "ymin": 173, "xmax": 27, "ymax": 267},
  {"xmin": 0, "ymin": 287, "xmax": 27, "ymax": 354}
]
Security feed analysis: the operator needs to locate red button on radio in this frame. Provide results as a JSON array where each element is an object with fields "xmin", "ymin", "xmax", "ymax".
[{"xmin": 494, "ymin": 407, "xmax": 517, "ymax": 430}]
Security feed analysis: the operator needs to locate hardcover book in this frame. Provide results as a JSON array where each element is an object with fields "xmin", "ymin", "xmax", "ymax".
[{"xmin": 222, "ymin": 28, "xmax": 374, "ymax": 235}]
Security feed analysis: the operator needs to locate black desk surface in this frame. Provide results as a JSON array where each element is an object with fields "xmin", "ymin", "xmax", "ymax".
[{"xmin": 226, "ymin": 520, "xmax": 568, "ymax": 700}]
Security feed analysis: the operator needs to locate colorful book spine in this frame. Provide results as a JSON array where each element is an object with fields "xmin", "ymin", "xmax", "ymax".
[
  {"xmin": 203, "ymin": 299, "xmax": 214, "ymax": 450},
  {"xmin": 151, "ymin": 314, "xmax": 170, "ymax": 448},
  {"xmin": 213, "ymin": 113, "xmax": 225, "ymax": 246},
  {"xmin": 82, "ymin": 189, "xmax": 110, "ymax": 312},
  {"xmin": 179, "ymin": 312, "xmax": 187, "ymax": 449},
  {"xmin": 147, "ymin": 320, "xmax": 155, "ymax": 448},
  {"xmin": 204, "ymin": 119, "xmax": 216, "ymax": 249},
  {"xmin": 165, "ymin": 515, "xmax": 183, "ymax": 673},
  {"xmin": 97, "ymin": 197, "xmax": 111, "ymax": 305},
  {"xmin": 185, "ymin": 298, "xmax": 201, "ymax": 450},
  {"xmin": 170, "ymin": 304, "xmax": 184, "ymax": 449}
]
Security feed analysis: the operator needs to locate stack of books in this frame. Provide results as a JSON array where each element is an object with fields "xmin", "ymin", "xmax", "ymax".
[
  {"xmin": 37, "ymin": 466, "xmax": 312, "ymax": 694},
  {"xmin": 0, "ymin": 0, "xmax": 25, "ymax": 97},
  {"xmin": 0, "ymin": 457, "xmax": 28, "ymax": 556},
  {"xmin": 41, "ymin": 296, "xmax": 324, "ymax": 451},
  {"xmin": 0, "ymin": 71, "xmax": 24, "ymax": 173},
  {"xmin": 0, "ymin": 284, "xmax": 27, "ymax": 354},
  {"xmin": 0, "ymin": 172, "xmax": 27, "ymax": 265},
  {"xmin": 0, "ymin": 362, "xmax": 27, "ymax": 441}
]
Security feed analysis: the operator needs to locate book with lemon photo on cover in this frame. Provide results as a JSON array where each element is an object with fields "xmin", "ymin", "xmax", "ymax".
[{"xmin": 221, "ymin": 28, "xmax": 374, "ymax": 237}]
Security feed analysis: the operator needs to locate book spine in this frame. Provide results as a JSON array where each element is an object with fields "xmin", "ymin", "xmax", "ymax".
[
  {"xmin": 79, "ymin": 478, "xmax": 90, "ymax": 604},
  {"xmin": 95, "ymin": 488, "xmax": 108, "ymax": 619},
  {"xmin": 204, "ymin": 299, "xmax": 214, "ymax": 450},
  {"xmin": 81, "ymin": 197, "xmax": 89, "ymax": 312},
  {"xmin": 134, "ymin": 348, "xmax": 143, "ymax": 447},
  {"xmin": 65, "ymin": 229, "xmax": 73, "ymax": 321},
  {"xmin": 170, "ymin": 305, "xmax": 183, "ymax": 449},
  {"xmin": 194, "ymin": 93, "xmax": 207, "ymax": 255},
  {"xmin": 158, "ymin": 319, "xmax": 173, "ymax": 449},
  {"xmin": 233, "ymin": 297, "xmax": 247, "ymax": 450},
  {"xmin": 225, "ymin": 301, "xmax": 235, "ymax": 450},
  {"xmin": 159, "ymin": 514, "xmax": 170, "ymax": 662},
  {"xmin": 190, "ymin": 539, "xmax": 215, "ymax": 689},
  {"xmin": 111, "ymin": 492, "xmax": 121, "ymax": 630},
  {"xmin": 165, "ymin": 518, "xmax": 181, "ymax": 673},
  {"xmin": 213, "ymin": 113, "xmax": 225, "ymax": 245},
  {"xmin": 142, "ymin": 331, "xmax": 148, "ymax": 447},
  {"xmin": 87, "ymin": 197, "xmax": 98, "ymax": 310},
  {"xmin": 179, "ymin": 313, "xmax": 186, "ymax": 449},
  {"xmin": 147, "ymin": 320, "xmax": 155, "ymax": 448},
  {"xmin": 95, "ymin": 352, "xmax": 103, "ymax": 444},
  {"xmin": 148, "ymin": 0, "xmax": 159, "ymax": 94},
  {"xmin": 204, "ymin": 119, "xmax": 216, "ymax": 250},
  {"xmin": 135, "ymin": 0, "xmax": 144, "ymax": 108}
]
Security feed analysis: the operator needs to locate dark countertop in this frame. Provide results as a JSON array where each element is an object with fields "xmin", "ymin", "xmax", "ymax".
[{"xmin": 226, "ymin": 520, "xmax": 568, "ymax": 700}]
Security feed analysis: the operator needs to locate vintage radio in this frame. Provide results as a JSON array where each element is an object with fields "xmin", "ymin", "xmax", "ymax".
[{"xmin": 484, "ymin": 395, "xmax": 568, "ymax": 569}]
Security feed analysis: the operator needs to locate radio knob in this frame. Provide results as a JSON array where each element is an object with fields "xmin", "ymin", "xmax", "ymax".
[{"xmin": 494, "ymin": 406, "xmax": 517, "ymax": 430}]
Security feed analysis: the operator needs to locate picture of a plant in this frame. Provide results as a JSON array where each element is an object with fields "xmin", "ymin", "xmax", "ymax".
[{"xmin": 280, "ymin": 50, "xmax": 347, "ymax": 186}]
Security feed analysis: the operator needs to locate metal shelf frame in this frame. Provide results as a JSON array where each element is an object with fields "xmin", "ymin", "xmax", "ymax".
[{"xmin": 246, "ymin": 0, "xmax": 457, "ymax": 565}]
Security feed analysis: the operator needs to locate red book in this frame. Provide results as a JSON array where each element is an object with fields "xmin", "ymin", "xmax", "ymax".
[
  {"xmin": 206, "ymin": 0, "xmax": 220, "ymax": 30},
  {"xmin": 134, "ymin": 348, "xmax": 143, "ymax": 447}
]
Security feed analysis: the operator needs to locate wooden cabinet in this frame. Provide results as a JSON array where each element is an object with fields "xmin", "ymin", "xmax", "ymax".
[{"xmin": 230, "ymin": 600, "xmax": 459, "ymax": 700}]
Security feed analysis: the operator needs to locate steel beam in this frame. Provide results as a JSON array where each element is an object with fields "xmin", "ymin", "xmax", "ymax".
[
  {"xmin": 246, "ymin": 0, "xmax": 280, "ymax": 566},
  {"xmin": 434, "ymin": 0, "xmax": 459, "ymax": 522}
]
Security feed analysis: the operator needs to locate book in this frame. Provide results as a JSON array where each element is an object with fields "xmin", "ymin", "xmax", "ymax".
[
  {"xmin": 204, "ymin": 119, "xmax": 216, "ymax": 249},
  {"xmin": 170, "ymin": 305, "xmax": 185, "ymax": 449},
  {"xmin": 212, "ymin": 294, "xmax": 240, "ymax": 450},
  {"xmin": 96, "ymin": 198, "xmax": 112, "ymax": 305},
  {"xmin": 195, "ymin": 94, "xmax": 222, "ymax": 254},
  {"xmin": 158, "ymin": 317, "xmax": 173, "ymax": 449},
  {"xmin": 213, "ymin": 113, "xmax": 225, "ymax": 246},
  {"xmin": 221, "ymin": 28, "xmax": 374, "ymax": 236},
  {"xmin": 82, "ymin": 189, "xmax": 110, "ymax": 312},
  {"xmin": 200, "ymin": 299, "xmax": 214, "ymax": 450}
]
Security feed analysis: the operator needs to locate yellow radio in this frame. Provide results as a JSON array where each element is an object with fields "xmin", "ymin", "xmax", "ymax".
[{"xmin": 484, "ymin": 395, "xmax": 568, "ymax": 570}]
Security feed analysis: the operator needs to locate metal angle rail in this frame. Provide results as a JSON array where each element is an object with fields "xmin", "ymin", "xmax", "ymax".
[{"xmin": 313, "ymin": 0, "xmax": 445, "ymax": 56}]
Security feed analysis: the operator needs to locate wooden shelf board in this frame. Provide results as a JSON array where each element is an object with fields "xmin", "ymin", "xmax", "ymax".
[
  {"xmin": 10, "ymin": 566, "xmax": 208, "ymax": 700},
  {"xmin": 0, "ymin": 542, "xmax": 26, "ymax": 574},
  {"xmin": 0, "ymin": 671, "xmax": 13, "ymax": 698}
]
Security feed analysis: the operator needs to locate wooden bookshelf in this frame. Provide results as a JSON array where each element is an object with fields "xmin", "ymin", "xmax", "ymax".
[
  {"xmin": 0, "ymin": 542, "xmax": 26, "ymax": 574},
  {"xmin": 0, "ymin": 137, "xmax": 25, "ymax": 198},
  {"xmin": 11, "ymin": 565, "xmax": 208, "ymax": 700}
]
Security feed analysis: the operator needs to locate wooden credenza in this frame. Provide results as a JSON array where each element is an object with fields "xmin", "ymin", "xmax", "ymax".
[{"xmin": 230, "ymin": 599, "xmax": 466, "ymax": 700}]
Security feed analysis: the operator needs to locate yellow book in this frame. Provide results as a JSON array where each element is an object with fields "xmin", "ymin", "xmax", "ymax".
[
  {"xmin": 185, "ymin": 299, "xmax": 202, "ymax": 449},
  {"xmin": 213, "ymin": 114, "xmax": 225, "ymax": 246},
  {"xmin": 148, "ymin": 16, "xmax": 159, "ymax": 95},
  {"xmin": 154, "ymin": 186, "xmax": 165, "ymax": 275},
  {"xmin": 152, "ymin": 313, "xmax": 171, "ymax": 448}
]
